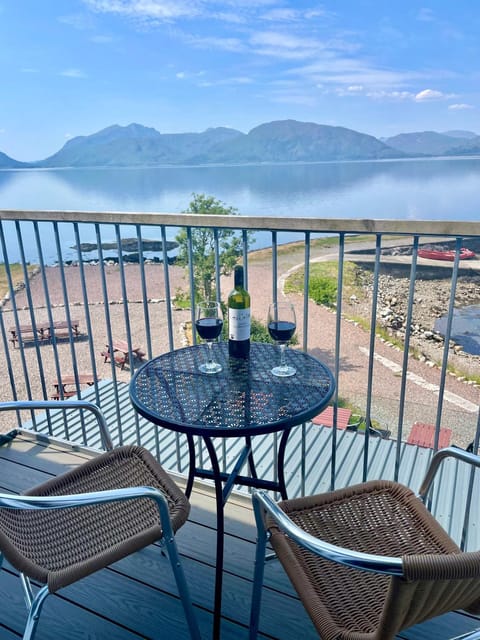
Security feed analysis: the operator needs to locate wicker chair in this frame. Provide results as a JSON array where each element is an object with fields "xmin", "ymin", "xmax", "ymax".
[
  {"xmin": 250, "ymin": 446, "xmax": 480, "ymax": 640},
  {"xmin": 0, "ymin": 400, "xmax": 201, "ymax": 640}
]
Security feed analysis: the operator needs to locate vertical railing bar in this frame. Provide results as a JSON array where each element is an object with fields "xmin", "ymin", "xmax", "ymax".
[
  {"xmin": 186, "ymin": 227, "xmax": 201, "ymax": 470},
  {"xmin": 96, "ymin": 223, "xmax": 123, "ymax": 447},
  {"xmin": 242, "ymin": 229, "xmax": 249, "ymax": 290},
  {"xmin": 115, "ymin": 224, "xmax": 135, "ymax": 372},
  {"xmin": 394, "ymin": 235, "xmax": 419, "ymax": 481},
  {"xmin": 272, "ymin": 231, "xmax": 278, "ymax": 303},
  {"xmin": 0, "ymin": 223, "xmax": 29, "ymax": 405},
  {"xmin": 160, "ymin": 226, "xmax": 178, "ymax": 469},
  {"xmin": 299, "ymin": 232, "xmax": 311, "ymax": 496},
  {"xmin": 433, "ymin": 237, "xmax": 462, "ymax": 451},
  {"xmin": 73, "ymin": 223, "xmax": 101, "ymax": 407},
  {"xmin": 161, "ymin": 225, "xmax": 175, "ymax": 353},
  {"xmin": 33, "ymin": 222, "xmax": 64, "ymax": 403},
  {"xmin": 270, "ymin": 231, "xmax": 279, "ymax": 488},
  {"xmin": 363, "ymin": 233, "xmax": 382, "ymax": 481},
  {"xmin": 302, "ymin": 232, "xmax": 311, "ymax": 352},
  {"xmin": 330, "ymin": 232, "xmax": 346, "ymax": 490},
  {"xmin": 213, "ymin": 229, "xmax": 226, "ymax": 473},
  {"xmin": 15, "ymin": 222, "xmax": 51, "ymax": 433},
  {"xmin": 136, "ymin": 225, "xmax": 152, "ymax": 360},
  {"xmin": 52, "ymin": 222, "xmax": 87, "ymax": 442},
  {"xmin": 52, "ymin": 222, "xmax": 82, "ymax": 392}
]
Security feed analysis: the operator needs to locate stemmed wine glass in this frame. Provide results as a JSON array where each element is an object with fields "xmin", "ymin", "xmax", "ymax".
[
  {"xmin": 267, "ymin": 301, "xmax": 297, "ymax": 377},
  {"xmin": 195, "ymin": 301, "xmax": 223, "ymax": 374}
]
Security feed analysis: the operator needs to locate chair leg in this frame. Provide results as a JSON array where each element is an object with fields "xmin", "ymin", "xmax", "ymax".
[
  {"xmin": 249, "ymin": 494, "xmax": 269, "ymax": 640},
  {"xmin": 162, "ymin": 537, "xmax": 201, "ymax": 640},
  {"xmin": 23, "ymin": 584, "xmax": 49, "ymax": 640}
]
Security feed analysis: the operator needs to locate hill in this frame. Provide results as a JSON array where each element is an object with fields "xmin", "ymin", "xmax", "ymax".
[
  {"xmin": 33, "ymin": 120, "xmax": 402, "ymax": 167},
  {"xmin": 384, "ymin": 130, "xmax": 480, "ymax": 156},
  {"xmin": 0, "ymin": 151, "xmax": 31, "ymax": 169},
  {"xmin": 39, "ymin": 123, "xmax": 244, "ymax": 167},
  {"xmin": 2, "ymin": 120, "xmax": 480, "ymax": 168}
]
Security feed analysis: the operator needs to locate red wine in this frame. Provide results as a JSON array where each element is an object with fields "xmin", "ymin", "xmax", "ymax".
[
  {"xmin": 196, "ymin": 318, "xmax": 223, "ymax": 340},
  {"xmin": 268, "ymin": 320, "xmax": 296, "ymax": 342},
  {"xmin": 228, "ymin": 265, "xmax": 250, "ymax": 358}
]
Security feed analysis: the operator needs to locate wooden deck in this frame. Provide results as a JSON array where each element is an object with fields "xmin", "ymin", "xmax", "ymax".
[{"xmin": 0, "ymin": 431, "xmax": 480, "ymax": 639}]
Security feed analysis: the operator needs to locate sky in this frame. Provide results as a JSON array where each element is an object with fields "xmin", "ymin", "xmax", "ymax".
[{"xmin": 1, "ymin": 0, "xmax": 480, "ymax": 161}]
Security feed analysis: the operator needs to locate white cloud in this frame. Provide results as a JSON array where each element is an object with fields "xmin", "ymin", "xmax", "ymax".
[
  {"xmin": 60, "ymin": 68, "xmax": 88, "ymax": 78},
  {"xmin": 91, "ymin": 34, "xmax": 114, "ymax": 43},
  {"xmin": 83, "ymin": 0, "xmax": 202, "ymax": 21},
  {"xmin": 417, "ymin": 8, "xmax": 435, "ymax": 22},
  {"xmin": 21, "ymin": 68, "xmax": 39, "ymax": 73},
  {"xmin": 415, "ymin": 88, "xmax": 453, "ymax": 101},
  {"xmin": 448, "ymin": 103, "xmax": 475, "ymax": 110}
]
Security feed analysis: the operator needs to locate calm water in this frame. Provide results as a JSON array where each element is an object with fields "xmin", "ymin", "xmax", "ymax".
[
  {"xmin": 1, "ymin": 156, "xmax": 480, "ymax": 264},
  {"xmin": 435, "ymin": 306, "xmax": 480, "ymax": 356}
]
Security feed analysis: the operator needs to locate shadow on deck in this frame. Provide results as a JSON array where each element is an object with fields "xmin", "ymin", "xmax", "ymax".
[{"xmin": 0, "ymin": 430, "xmax": 479, "ymax": 639}]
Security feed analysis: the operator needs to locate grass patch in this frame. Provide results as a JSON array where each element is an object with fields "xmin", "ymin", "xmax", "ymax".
[
  {"xmin": 285, "ymin": 261, "xmax": 366, "ymax": 307},
  {"xmin": 0, "ymin": 264, "xmax": 36, "ymax": 299}
]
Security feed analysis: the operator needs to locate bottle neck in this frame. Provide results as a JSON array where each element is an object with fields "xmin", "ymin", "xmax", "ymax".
[{"xmin": 234, "ymin": 267, "xmax": 244, "ymax": 289}]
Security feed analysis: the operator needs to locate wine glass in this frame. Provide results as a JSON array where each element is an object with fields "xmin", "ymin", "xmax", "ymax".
[
  {"xmin": 195, "ymin": 302, "xmax": 223, "ymax": 374},
  {"xmin": 267, "ymin": 302, "xmax": 296, "ymax": 377}
]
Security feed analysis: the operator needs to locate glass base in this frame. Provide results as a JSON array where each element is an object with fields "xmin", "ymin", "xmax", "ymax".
[
  {"xmin": 271, "ymin": 365, "xmax": 296, "ymax": 377},
  {"xmin": 199, "ymin": 361, "xmax": 223, "ymax": 374}
]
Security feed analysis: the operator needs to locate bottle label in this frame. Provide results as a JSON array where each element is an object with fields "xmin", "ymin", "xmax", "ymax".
[{"xmin": 228, "ymin": 308, "xmax": 251, "ymax": 341}]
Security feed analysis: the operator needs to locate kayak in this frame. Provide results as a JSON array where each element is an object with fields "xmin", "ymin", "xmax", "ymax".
[{"xmin": 418, "ymin": 247, "xmax": 476, "ymax": 261}]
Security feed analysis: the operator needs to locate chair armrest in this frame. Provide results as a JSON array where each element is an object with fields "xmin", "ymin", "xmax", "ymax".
[
  {"xmin": 252, "ymin": 490, "xmax": 404, "ymax": 576},
  {"xmin": 418, "ymin": 446, "xmax": 480, "ymax": 501},
  {"xmin": 0, "ymin": 400, "xmax": 114, "ymax": 451}
]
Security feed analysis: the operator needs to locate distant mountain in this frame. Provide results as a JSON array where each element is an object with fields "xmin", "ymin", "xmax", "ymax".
[
  {"xmin": 0, "ymin": 151, "xmax": 31, "ymax": 168},
  {"xmin": 34, "ymin": 120, "xmax": 403, "ymax": 168},
  {"xmin": 384, "ymin": 130, "xmax": 480, "ymax": 156},
  {"xmin": 3, "ymin": 120, "xmax": 480, "ymax": 169},
  {"xmin": 197, "ymin": 119, "xmax": 401, "ymax": 163},
  {"xmin": 40, "ymin": 123, "xmax": 244, "ymax": 167}
]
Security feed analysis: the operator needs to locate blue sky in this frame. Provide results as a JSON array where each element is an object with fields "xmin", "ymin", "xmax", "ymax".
[{"xmin": 1, "ymin": 0, "xmax": 479, "ymax": 161}]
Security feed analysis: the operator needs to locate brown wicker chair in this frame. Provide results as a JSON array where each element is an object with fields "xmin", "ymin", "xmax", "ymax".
[
  {"xmin": 0, "ymin": 400, "xmax": 201, "ymax": 640},
  {"xmin": 250, "ymin": 446, "xmax": 480, "ymax": 640}
]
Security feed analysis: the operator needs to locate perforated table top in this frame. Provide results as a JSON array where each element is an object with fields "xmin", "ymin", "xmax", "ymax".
[{"xmin": 130, "ymin": 342, "xmax": 335, "ymax": 437}]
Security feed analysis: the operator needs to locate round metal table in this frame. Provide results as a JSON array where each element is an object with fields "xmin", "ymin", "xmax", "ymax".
[{"xmin": 130, "ymin": 342, "xmax": 335, "ymax": 639}]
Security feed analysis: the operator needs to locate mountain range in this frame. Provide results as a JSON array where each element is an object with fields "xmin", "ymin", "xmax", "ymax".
[{"xmin": 2, "ymin": 120, "xmax": 479, "ymax": 168}]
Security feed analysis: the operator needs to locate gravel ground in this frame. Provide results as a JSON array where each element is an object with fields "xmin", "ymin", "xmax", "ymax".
[{"xmin": 1, "ymin": 255, "xmax": 479, "ymax": 448}]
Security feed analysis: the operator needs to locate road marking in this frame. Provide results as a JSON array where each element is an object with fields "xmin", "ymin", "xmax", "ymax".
[{"xmin": 359, "ymin": 346, "xmax": 478, "ymax": 413}]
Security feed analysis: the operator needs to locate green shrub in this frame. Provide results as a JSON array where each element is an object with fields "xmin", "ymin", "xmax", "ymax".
[{"xmin": 308, "ymin": 276, "xmax": 337, "ymax": 306}]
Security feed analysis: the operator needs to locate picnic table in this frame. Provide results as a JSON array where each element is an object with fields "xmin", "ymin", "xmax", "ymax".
[
  {"xmin": 9, "ymin": 319, "xmax": 81, "ymax": 348},
  {"xmin": 51, "ymin": 372, "xmax": 97, "ymax": 400},
  {"xmin": 102, "ymin": 340, "xmax": 146, "ymax": 370}
]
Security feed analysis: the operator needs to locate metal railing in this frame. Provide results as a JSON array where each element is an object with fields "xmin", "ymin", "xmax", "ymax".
[{"xmin": 1, "ymin": 209, "xmax": 480, "ymax": 502}]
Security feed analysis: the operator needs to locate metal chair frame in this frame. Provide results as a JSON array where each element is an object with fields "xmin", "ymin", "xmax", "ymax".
[
  {"xmin": 0, "ymin": 400, "xmax": 201, "ymax": 640},
  {"xmin": 250, "ymin": 446, "xmax": 480, "ymax": 640}
]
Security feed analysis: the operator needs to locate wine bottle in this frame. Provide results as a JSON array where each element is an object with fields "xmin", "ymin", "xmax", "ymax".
[{"xmin": 228, "ymin": 265, "xmax": 251, "ymax": 358}]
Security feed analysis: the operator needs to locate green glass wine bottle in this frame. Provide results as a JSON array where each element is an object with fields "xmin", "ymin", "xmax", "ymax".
[{"xmin": 228, "ymin": 265, "xmax": 251, "ymax": 358}]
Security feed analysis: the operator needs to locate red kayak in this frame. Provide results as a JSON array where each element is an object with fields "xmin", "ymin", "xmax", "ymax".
[{"xmin": 418, "ymin": 247, "xmax": 476, "ymax": 261}]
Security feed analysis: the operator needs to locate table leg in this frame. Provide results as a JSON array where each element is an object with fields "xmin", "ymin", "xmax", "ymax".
[
  {"xmin": 277, "ymin": 428, "xmax": 292, "ymax": 500},
  {"xmin": 185, "ymin": 434, "xmax": 197, "ymax": 498},
  {"xmin": 203, "ymin": 436, "xmax": 224, "ymax": 640},
  {"xmin": 245, "ymin": 435, "xmax": 258, "ymax": 479}
]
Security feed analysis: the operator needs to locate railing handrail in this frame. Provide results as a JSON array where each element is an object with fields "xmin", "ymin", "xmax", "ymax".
[{"xmin": 1, "ymin": 208, "xmax": 480, "ymax": 236}]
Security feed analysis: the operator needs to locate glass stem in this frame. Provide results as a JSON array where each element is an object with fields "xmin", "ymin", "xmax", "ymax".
[
  {"xmin": 207, "ymin": 341, "xmax": 213, "ymax": 366},
  {"xmin": 279, "ymin": 343, "xmax": 286, "ymax": 369}
]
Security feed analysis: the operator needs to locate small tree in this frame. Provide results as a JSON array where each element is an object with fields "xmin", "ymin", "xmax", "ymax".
[{"xmin": 175, "ymin": 193, "xmax": 252, "ymax": 302}]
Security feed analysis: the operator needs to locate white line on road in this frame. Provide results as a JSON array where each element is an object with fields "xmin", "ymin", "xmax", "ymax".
[{"xmin": 359, "ymin": 346, "xmax": 478, "ymax": 413}]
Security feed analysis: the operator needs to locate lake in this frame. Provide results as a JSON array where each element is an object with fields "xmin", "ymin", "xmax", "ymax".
[{"xmin": 1, "ymin": 156, "xmax": 480, "ymax": 264}]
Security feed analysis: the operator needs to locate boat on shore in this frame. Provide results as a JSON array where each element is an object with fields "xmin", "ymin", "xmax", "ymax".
[{"xmin": 418, "ymin": 247, "xmax": 476, "ymax": 261}]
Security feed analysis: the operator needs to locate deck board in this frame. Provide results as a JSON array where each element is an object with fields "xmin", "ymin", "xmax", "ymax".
[{"xmin": 0, "ymin": 428, "xmax": 479, "ymax": 638}]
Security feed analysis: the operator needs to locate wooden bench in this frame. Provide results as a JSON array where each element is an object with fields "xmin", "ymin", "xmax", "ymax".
[
  {"xmin": 407, "ymin": 422, "xmax": 452, "ymax": 449},
  {"xmin": 51, "ymin": 372, "xmax": 98, "ymax": 400},
  {"xmin": 9, "ymin": 324, "xmax": 46, "ymax": 347}
]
